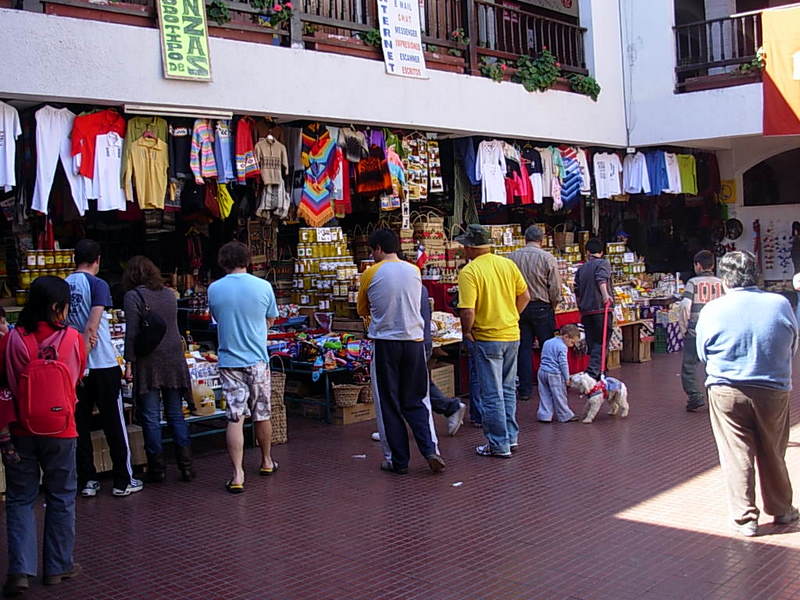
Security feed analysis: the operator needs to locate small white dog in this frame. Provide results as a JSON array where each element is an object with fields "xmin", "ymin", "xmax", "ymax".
[{"xmin": 568, "ymin": 372, "xmax": 630, "ymax": 424}]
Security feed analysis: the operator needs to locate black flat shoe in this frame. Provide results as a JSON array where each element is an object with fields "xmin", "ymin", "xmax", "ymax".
[
  {"xmin": 380, "ymin": 460, "xmax": 408, "ymax": 475},
  {"xmin": 3, "ymin": 574, "xmax": 29, "ymax": 597}
]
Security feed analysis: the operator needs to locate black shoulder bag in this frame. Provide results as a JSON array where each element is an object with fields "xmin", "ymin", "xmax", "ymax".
[{"xmin": 133, "ymin": 288, "xmax": 167, "ymax": 357}]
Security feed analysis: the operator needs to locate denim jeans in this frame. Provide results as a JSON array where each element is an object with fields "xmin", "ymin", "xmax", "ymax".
[
  {"xmin": 517, "ymin": 302, "xmax": 556, "ymax": 397},
  {"xmin": 681, "ymin": 334, "xmax": 705, "ymax": 407},
  {"xmin": 465, "ymin": 339, "xmax": 483, "ymax": 424},
  {"xmin": 137, "ymin": 388, "xmax": 191, "ymax": 455},
  {"xmin": 6, "ymin": 436, "xmax": 77, "ymax": 577},
  {"xmin": 474, "ymin": 340, "xmax": 520, "ymax": 454}
]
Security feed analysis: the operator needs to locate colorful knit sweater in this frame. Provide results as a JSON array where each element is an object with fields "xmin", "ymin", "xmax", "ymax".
[
  {"xmin": 190, "ymin": 119, "xmax": 218, "ymax": 184},
  {"xmin": 298, "ymin": 128, "xmax": 337, "ymax": 227}
]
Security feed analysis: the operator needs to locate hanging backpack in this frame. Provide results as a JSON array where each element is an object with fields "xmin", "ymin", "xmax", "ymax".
[
  {"xmin": 133, "ymin": 288, "xmax": 167, "ymax": 357},
  {"xmin": 13, "ymin": 328, "xmax": 75, "ymax": 436}
]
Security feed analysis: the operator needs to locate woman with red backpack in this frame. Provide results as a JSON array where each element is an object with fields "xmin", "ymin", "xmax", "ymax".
[{"xmin": 0, "ymin": 276, "xmax": 86, "ymax": 597}]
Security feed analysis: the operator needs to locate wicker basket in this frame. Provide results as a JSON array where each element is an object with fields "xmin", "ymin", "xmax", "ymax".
[
  {"xmin": 358, "ymin": 384, "xmax": 373, "ymax": 404},
  {"xmin": 271, "ymin": 370, "xmax": 286, "ymax": 405},
  {"xmin": 333, "ymin": 384, "xmax": 362, "ymax": 407}
]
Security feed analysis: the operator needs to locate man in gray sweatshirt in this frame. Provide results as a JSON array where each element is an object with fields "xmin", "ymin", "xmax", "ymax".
[{"xmin": 696, "ymin": 251, "xmax": 798, "ymax": 537}]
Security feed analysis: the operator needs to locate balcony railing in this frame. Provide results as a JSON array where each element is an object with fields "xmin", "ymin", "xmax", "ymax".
[
  {"xmin": 674, "ymin": 12, "xmax": 762, "ymax": 91},
  {"xmin": 31, "ymin": 0, "xmax": 587, "ymax": 77},
  {"xmin": 471, "ymin": 0, "xmax": 587, "ymax": 74}
]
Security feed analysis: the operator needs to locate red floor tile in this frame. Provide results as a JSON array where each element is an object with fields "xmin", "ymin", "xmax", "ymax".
[{"xmin": 4, "ymin": 352, "xmax": 800, "ymax": 599}]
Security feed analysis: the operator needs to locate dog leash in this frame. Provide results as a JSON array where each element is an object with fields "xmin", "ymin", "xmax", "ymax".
[{"xmin": 600, "ymin": 300, "xmax": 610, "ymax": 376}]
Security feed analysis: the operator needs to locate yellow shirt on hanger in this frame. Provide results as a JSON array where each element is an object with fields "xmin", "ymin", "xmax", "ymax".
[{"xmin": 124, "ymin": 136, "xmax": 168, "ymax": 209}]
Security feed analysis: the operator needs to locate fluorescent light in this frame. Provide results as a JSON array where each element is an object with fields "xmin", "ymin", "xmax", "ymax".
[{"xmin": 123, "ymin": 104, "xmax": 233, "ymax": 120}]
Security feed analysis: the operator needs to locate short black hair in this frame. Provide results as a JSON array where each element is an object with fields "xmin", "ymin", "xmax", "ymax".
[
  {"xmin": 694, "ymin": 250, "xmax": 715, "ymax": 271},
  {"xmin": 718, "ymin": 251, "xmax": 758, "ymax": 288},
  {"xmin": 217, "ymin": 241, "xmax": 250, "ymax": 272},
  {"xmin": 368, "ymin": 229, "xmax": 399, "ymax": 254},
  {"xmin": 524, "ymin": 225, "xmax": 544, "ymax": 243},
  {"xmin": 586, "ymin": 238, "xmax": 604, "ymax": 255},
  {"xmin": 74, "ymin": 239, "xmax": 101, "ymax": 266}
]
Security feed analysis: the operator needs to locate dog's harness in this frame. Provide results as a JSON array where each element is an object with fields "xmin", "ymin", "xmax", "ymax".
[
  {"xmin": 588, "ymin": 380, "xmax": 608, "ymax": 399},
  {"xmin": 586, "ymin": 376, "xmax": 622, "ymax": 400}
]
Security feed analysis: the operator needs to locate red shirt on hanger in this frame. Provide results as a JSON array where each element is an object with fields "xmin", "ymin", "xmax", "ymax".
[{"xmin": 71, "ymin": 109, "xmax": 126, "ymax": 179}]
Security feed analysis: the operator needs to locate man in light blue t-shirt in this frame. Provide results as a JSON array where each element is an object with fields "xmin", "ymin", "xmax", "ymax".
[
  {"xmin": 67, "ymin": 239, "xmax": 140, "ymax": 498},
  {"xmin": 208, "ymin": 241, "xmax": 278, "ymax": 494}
]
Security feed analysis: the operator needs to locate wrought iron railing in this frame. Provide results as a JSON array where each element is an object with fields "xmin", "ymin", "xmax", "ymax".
[
  {"xmin": 471, "ymin": 0, "xmax": 587, "ymax": 74},
  {"xmin": 674, "ymin": 12, "xmax": 761, "ymax": 84}
]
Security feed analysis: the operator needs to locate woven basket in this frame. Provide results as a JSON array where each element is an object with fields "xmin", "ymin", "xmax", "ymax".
[
  {"xmin": 358, "ymin": 385, "xmax": 373, "ymax": 404},
  {"xmin": 333, "ymin": 384, "xmax": 362, "ymax": 407},
  {"xmin": 269, "ymin": 355, "xmax": 286, "ymax": 407}
]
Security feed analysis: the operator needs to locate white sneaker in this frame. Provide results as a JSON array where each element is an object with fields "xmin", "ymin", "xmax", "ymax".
[
  {"xmin": 112, "ymin": 478, "xmax": 144, "ymax": 497},
  {"xmin": 735, "ymin": 520, "xmax": 758, "ymax": 537},
  {"xmin": 774, "ymin": 507, "xmax": 800, "ymax": 525},
  {"xmin": 80, "ymin": 480, "xmax": 100, "ymax": 498},
  {"xmin": 370, "ymin": 432, "xmax": 381, "ymax": 442},
  {"xmin": 447, "ymin": 402, "xmax": 467, "ymax": 436}
]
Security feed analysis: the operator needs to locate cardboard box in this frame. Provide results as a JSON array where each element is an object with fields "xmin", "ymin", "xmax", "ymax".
[
  {"xmin": 607, "ymin": 349, "xmax": 621, "ymax": 370},
  {"xmin": 430, "ymin": 363, "xmax": 455, "ymax": 398},
  {"xmin": 127, "ymin": 424, "xmax": 147, "ymax": 466},
  {"xmin": 91, "ymin": 430, "xmax": 110, "ymax": 473},
  {"xmin": 333, "ymin": 403, "xmax": 375, "ymax": 425}
]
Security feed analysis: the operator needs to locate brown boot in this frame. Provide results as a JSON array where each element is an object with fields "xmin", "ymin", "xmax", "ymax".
[
  {"xmin": 175, "ymin": 445, "xmax": 196, "ymax": 482},
  {"xmin": 145, "ymin": 453, "xmax": 166, "ymax": 483}
]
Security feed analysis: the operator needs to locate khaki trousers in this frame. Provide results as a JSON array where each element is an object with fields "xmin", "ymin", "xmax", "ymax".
[{"xmin": 708, "ymin": 385, "xmax": 794, "ymax": 524}]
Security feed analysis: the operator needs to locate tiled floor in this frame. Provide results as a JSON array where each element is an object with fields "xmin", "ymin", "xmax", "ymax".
[{"xmin": 4, "ymin": 353, "xmax": 800, "ymax": 599}]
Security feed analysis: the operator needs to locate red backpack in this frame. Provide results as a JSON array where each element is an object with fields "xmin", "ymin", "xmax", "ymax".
[{"xmin": 12, "ymin": 329, "xmax": 76, "ymax": 436}]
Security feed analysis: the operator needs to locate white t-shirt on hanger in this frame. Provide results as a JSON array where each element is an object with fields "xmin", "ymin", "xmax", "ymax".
[
  {"xmin": 623, "ymin": 152, "xmax": 651, "ymax": 194},
  {"xmin": 0, "ymin": 101, "xmax": 22, "ymax": 193},
  {"xmin": 94, "ymin": 132, "xmax": 126, "ymax": 211},
  {"xmin": 664, "ymin": 152, "xmax": 682, "ymax": 194},
  {"xmin": 593, "ymin": 152, "xmax": 622, "ymax": 199}
]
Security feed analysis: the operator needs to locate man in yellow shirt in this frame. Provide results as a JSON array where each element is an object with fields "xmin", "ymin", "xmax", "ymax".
[{"xmin": 456, "ymin": 225, "xmax": 530, "ymax": 458}]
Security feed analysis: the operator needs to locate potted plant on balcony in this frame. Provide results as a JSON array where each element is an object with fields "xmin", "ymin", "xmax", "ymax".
[
  {"xmin": 421, "ymin": 29, "xmax": 467, "ymax": 74},
  {"xmin": 204, "ymin": 0, "xmax": 288, "ymax": 45},
  {"xmin": 682, "ymin": 46, "xmax": 764, "ymax": 92}
]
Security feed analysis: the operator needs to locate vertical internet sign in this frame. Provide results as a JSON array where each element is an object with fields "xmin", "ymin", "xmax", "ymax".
[
  {"xmin": 156, "ymin": 0, "xmax": 212, "ymax": 81},
  {"xmin": 376, "ymin": 0, "xmax": 428, "ymax": 79}
]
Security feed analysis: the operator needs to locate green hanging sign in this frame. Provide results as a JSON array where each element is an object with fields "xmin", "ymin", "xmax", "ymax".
[{"xmin": 156, "ymin": 0, "xmax": 213, "ymax": 81}]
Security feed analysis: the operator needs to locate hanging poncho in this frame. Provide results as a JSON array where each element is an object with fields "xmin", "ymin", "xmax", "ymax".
[{"xmin": 298, "ymin": 129, "xmax": 337, "ymax": 227}]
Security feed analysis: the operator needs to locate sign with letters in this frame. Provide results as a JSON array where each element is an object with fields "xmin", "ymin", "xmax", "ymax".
[
  {"xmin": 156, "ymin": 0, "xmax": 212, "ymax": 81},
  {"xmin": 526, "ymin": 0, "xmax": 578, "ymax": 18},
  {"xmin": 376, "ymin": 0, "xmax": 428, "ymax": 79}
]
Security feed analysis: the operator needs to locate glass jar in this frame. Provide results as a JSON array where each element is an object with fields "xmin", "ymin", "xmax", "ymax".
[
  {"xmin": 36, "ymin": 251, "xmax": 46, "ymax": 268},
  {"xmin": 19, "ymin": 270, "xmax": 31, "ymax": 288},
  {"xmin": 15, "ymin": 290, "xmax": 27, "ymax": 306},
  {"xmin": 26, "ymin": 252, "xmax": 37, "ymax": 268}
]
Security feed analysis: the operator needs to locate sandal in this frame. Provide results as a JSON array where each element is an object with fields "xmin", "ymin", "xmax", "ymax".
[
  {"xmin": 259, "ymin": 461, "xmax": 279, "ymax": 476},
  {"xmin": 225, "ymin": 480, "xmax": 244, "ymax": 494}
]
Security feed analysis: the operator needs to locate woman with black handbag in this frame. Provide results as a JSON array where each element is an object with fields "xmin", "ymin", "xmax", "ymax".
[{"xmin": 122, "ymin": 256, "xmax": 195, "ymax": 483}]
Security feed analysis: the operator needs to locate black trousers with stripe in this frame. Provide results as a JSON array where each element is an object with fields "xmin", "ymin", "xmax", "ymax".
[
  {"xmin": 75, "ymin": 366, "xmax": 132, "ymax": 490},
  {"xmin": 372, "ymin": 340, "xmax": 438, "ymax": 469}
]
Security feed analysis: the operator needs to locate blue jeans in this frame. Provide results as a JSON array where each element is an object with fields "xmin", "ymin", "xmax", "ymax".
[
  {"xmin": 537, "ymin": 370, "xmax": 575, "ymax": 422},
  {"xmin": 137, "ymin": 388, "xmax": 191, "ymax": 455},
  {"xmin": 465, "ymin": 339, "xmax": 483, "ymax": 424},
  {"xmin": 474, "ymin": 340, "xmax": 520, "ymax": 454},
  {"xmin": 6, "ymin": 436, "xmax": 77, "ymax": 577}
]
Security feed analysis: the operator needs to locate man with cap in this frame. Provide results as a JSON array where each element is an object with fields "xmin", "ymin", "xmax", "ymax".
[
  {"xmin": 456, "ymin": 225, "xmax": 530, "ymax": 458},
  {"xmin": 508, "ymin": 225, "xmax": 561, "ymax": 402}
]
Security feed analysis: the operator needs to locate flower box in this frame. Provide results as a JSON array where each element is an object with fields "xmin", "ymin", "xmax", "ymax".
[
  {"xmin": 424, "ymin": 50, "xmax": 466, "ymax": 74},
  {"xmin": 304, "ymin": 32, "xmax": 382, "ymax": 61},
  {"xmin": 680, "ymin": 70, "xmax": 761, "ymax": 93},
  {"xmin": 42, "ymin": 0, "xmax": 153, "ymax": 28}
]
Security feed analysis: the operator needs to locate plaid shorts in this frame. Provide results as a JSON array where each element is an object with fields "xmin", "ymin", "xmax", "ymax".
[{"xmin": 220, "ymin": 362, "xmax": 272, "ymax": 423}]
